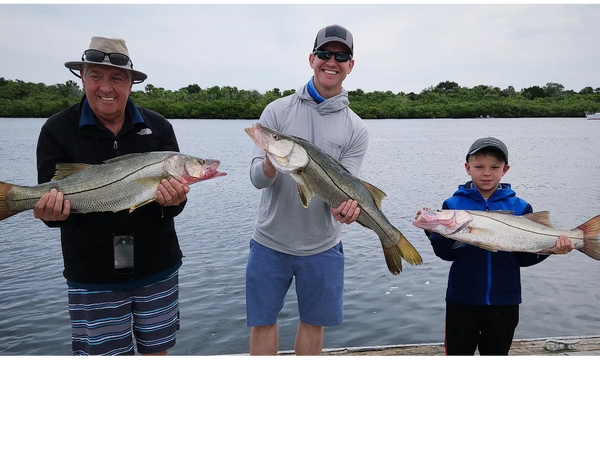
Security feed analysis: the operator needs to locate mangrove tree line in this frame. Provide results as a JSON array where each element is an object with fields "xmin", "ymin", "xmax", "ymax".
[{"xmin": 1, "ymin": 77, "xmax": 599, "ymax": 120}]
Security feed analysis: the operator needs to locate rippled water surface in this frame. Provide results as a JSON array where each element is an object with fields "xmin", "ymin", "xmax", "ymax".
[{"xmin": 1, "ymin": 117, "xmax": 599, "ymax": 355}]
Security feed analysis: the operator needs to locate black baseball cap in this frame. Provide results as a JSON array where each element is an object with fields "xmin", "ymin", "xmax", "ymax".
[
  {"xmin": 466, "ymin": 137, "xmax": 509, "ymax": 163},
  {"xmin": 313, "ymin": 24, "xmax": 353, "ymax": 56}
]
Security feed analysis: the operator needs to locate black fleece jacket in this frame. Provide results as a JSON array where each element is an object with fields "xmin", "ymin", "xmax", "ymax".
[{"xmin": 36, "ymin": 96, "xmax": 185, "ymax": 284}]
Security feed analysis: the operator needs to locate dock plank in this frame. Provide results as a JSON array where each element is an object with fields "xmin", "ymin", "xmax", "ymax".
[{"xmin": 209, "ymin": 335, "xmax": 600, "ymax": 360}]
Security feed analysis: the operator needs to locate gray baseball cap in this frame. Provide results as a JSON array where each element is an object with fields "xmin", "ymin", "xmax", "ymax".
[
  {"xmin": 313, "ymin": 24, "xmax": 353, "ymax": 56},
  {"xmin": 466, "ymin": 137, "xmax": 509, "ymax": 163}
]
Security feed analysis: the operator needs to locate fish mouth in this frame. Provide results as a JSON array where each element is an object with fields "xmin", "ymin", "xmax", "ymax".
[
  {"xmin": 204, "ymin": 161, "xmax": 227, "ymax": 179},
  {"xmin": 245, "ymin": 124, "xmax": 293, "ymax": 164},
  {"xmin": 413, "ymin": 208, "xmax": 454, "ymax": 227},
  {"xmin": 245, "ymin": 124, "xmax": 264, "ymax": 150}
]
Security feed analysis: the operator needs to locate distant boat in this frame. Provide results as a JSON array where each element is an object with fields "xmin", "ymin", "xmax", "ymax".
[{"xmin": 586, "ymin": 112, "xmax": 600, "ymax": 120}]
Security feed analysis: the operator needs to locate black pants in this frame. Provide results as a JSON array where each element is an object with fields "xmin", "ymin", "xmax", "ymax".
[{"xmin": 445, "ymin": 301, "xmax": 520, "ymax": 356}]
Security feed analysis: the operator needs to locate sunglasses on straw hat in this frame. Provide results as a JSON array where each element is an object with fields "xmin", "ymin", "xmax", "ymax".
[{"xmin": 82, "ymin": 49, "xmax": 132, "ymax": 67}]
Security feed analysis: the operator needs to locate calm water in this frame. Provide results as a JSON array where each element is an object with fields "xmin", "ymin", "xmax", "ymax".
[{"xmin": 0, "ymin": 117, "xmax": 599, "ymax": 355}]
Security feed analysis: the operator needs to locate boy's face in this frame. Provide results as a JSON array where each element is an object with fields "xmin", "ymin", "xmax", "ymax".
[{"xmin": 465, "ymin": 153, "xmax": 510, "ymax": 198}]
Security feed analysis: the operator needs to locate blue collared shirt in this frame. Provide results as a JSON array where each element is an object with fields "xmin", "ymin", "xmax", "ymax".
[{"xmin": 79, "ymin": 97, "xmax": 145, "ymax": 128}]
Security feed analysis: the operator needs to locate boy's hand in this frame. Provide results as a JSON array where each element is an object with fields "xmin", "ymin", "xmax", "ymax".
[{"xmin": 551, "ymin": 235, "xmax": 575, "ymax": 255}]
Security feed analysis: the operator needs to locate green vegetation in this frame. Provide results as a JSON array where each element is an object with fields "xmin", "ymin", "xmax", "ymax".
[{"xmin": 1, "ymin": 77, "xmax": 599, "ymax": 119}]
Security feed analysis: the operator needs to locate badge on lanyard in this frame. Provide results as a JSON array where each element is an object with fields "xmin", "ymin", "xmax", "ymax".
[{"xmin": 113, "ymin": 234, "xmax": 134, "ymax": 274}]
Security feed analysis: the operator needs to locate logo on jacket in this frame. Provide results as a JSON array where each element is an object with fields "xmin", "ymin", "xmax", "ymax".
[{"xmin": 137, "ymin": 128, "xmax": 153, "ymax": 136}]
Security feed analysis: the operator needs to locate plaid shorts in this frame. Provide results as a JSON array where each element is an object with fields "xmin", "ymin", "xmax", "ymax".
[{"xmin": 67, "ymin": 264, "xmax": 181, "ymax": 356}]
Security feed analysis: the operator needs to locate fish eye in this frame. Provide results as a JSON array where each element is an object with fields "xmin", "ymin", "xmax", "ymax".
[
  {"xmin": 273, "ymin": 134, "xmax": 280, "ymax": 140},
  {"xmin": 199, "ymin": 159, "xmax": 206, "ymax": 164}
]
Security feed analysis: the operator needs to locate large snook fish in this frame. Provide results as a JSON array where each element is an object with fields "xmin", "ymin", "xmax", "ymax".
[
  {"xmin": 245, "ymin": 123, "xmax": 422, "ymax": 275},
  {"xmin": 413, "ymin": 208, "xmax": 600, "ymax": 260},
  {"xmin": 0, "ymin": 152, "xmax": 226, "ymax": 221}
]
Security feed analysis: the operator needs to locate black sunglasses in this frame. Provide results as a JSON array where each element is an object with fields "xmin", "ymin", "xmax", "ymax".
[
  {"xmin": 82, "ymin": 49, "xmax": 132, "ymax": 67},
  {"xmin": 313, "ymin": 49, "xmax": 352, "ymax": 63}
]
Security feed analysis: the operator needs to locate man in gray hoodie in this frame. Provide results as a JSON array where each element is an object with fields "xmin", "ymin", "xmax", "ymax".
[{"xmin": 246, "ymin": 24, "xmax": 369, "ymax": 355}]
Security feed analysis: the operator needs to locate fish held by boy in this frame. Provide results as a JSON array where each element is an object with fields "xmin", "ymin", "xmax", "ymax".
[
  {"xmin": 413, "ymin": 208, "xmax": 600, "ymax": 260},
  {"xmin": 0, "ymin": 151, "xmax": 226, "ymax": 221},
  {"xmin": 245, "ymin": 123, "xmax": 423, "ymax": 275}
]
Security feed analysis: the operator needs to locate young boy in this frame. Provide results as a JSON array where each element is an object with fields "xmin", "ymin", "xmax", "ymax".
[{"xmin": 423, "ymin": 137, "xmax": 574, "ymax": 355}]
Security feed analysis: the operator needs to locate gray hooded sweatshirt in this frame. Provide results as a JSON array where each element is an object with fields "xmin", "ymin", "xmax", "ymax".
[{"xmin": 249, "ymin": 83, "xmax": 369, "ymax": 256}]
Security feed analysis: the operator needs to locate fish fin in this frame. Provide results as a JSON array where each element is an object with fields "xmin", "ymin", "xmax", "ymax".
[
  {"xmin": 362, "ymin": 181, "xmax": 387, "ymax": 209},
  {"xmin": 450, "ymin": 239, "xmax": 500, "ymax": 252},
  {"xmin": 297, "ymin": 184, "xmax": 313, "ymax": 208},
  {"xmin": 398, "ymin": 234, "xmax": 423, "ymax": 266},
  {"xmin": 494, "ymin": 210, "xmax": 516, "ymax": 215},
  {"xmin": 51, "ymin": 163, "xmax": 92, "ymax": 180},
  {"xmin": 469, "ymin": 227, "xmax": 494, "ymax": 236},
  {"xmin": 382, "ymin": 232, "xmax": 423, "ymax": 275},
  {"xmin": 103, "ymin": 153, "xmax": 155, "ymax": 164},
  {"xmin": 447, "ymin": 222, "xmax": 470, "ymax": 235},
  {"xmin": 577, "ymin": 215, "xmax": 600, "ymax": 260},
  {"xmin": 383, "ymin": 245, "xmax": 403, "ymax": 275},
  {"xmin": 129, "ymin": 177, "xmax": 163, "ymax": 210},
  {"xmin": 451, "ymin": 241, "xmax": 467, "ymax": 250},
  {"xmin": 536, "ymin": 248, "xmax": 556, "ymax": 255},
  {"xmin": 129, "ymin": 198, "xmax": 156, "ymax": 213},
  {"xmin": 523, "ymin": 211, "xmax": 554, "ymax": 227},
  {"xmin": 291, "ymin": 172, "xmax": 313, "ymax": 208},
  {"xmin": 467, "ymin": 227, "xmax": 501, "ymax": 251},
  {"xmin": 135, "ymin": 176, "xmax": 164, "ymax": 189},
  {"xmin": 477, "ymin": 243, "xmax": 501, "ymax": 252}
]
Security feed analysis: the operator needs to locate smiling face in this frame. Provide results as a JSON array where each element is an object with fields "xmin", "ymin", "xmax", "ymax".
[
  {"xmin": 81, "ymin": 64, "xmax": 133, "ymax": 128},
  {"xmin": 309, "ymin": 42, "xmax": 354, "ymax": 99},
  {"xmin": 465, "ymin": 152, "xmax": 510, "ymax": 198}
]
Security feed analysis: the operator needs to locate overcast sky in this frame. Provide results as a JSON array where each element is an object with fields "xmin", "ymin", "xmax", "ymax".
[{"xmin": 1, "ymin": 2, "xmax": 599, "ymax": 94}]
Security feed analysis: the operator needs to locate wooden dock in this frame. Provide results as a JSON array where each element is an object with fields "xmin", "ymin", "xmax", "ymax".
[{"xmin": 275, "ymin": 335, "xmax": 600, "ymax": 356}]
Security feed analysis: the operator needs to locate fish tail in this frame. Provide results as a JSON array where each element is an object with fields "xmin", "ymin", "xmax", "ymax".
[
  {"xmin": 577, "ymin": 215, "xmax": 600, "ymax": 260},
  {"xmin": 382, "ymin": 233, "xmax": 424, "ymax": 275},
  {"xmin": 0, "ymin": 181, "xmax": 18, "ymax": 221},
  {"xmin": 398, "ymin": 233, "xmax": 424, "ymax": 266}
]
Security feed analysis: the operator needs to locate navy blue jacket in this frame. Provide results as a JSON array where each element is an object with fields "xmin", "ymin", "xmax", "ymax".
[
  {"xmin": 36, "ymin": 96, "xmax": 185, "ymax": 284},
  {"xmin": 428, "ymin": 181, "xmax": 549, "ymax": 306}
]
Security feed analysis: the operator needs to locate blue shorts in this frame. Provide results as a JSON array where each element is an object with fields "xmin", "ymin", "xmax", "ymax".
[
  {"xmin": 245, "ymin": 240, "xmax": 345, "ymax": 327},
  {"xmin": 67, "ymin": 265, "xmax": 181, "ymax": 356}
]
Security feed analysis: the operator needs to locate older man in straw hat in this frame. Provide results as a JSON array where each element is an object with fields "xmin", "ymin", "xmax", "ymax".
[{"xmin": 34, "ymin": 36, "xmax": 188, "ymax": 356}]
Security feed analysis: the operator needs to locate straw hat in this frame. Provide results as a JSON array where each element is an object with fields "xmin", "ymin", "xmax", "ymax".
[{"xmin": 64, "ymin": 36, "xmax": 147, "ymax": 83}]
